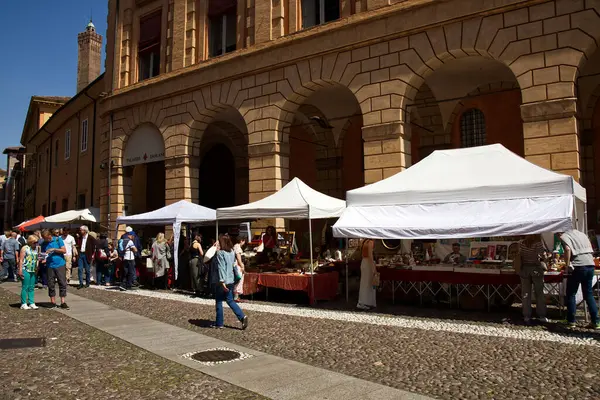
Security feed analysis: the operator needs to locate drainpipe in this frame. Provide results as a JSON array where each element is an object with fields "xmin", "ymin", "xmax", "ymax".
[
  {"xmin": 75, "ymin": 112, "xmax": 81, "ymax": 208},
  {"xmin": 83, "ymin": 90, "xmax": 97, "ymax": 207},
  {"xmin": 108, "ymin": 113, "xmax": 113, "ymax": 238}
]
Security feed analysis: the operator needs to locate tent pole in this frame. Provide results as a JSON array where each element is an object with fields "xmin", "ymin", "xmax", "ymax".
[
  {"xmin": 345, "ymin": 239, "xmax": 349, "ymax": 303},
  {"xmin": 309, "ymin": 217, "xmax": 315, "ymax": 305}
]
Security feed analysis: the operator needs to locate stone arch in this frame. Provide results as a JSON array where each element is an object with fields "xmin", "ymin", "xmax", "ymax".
[{"xmin": 194, "ymin": 106, "xmax": 249, "ymax": 207}]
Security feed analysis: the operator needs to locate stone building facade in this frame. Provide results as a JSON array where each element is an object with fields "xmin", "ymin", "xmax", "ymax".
[{"xmin": 20, "ymin": 0, "xmax": 600, "ymax": 234}]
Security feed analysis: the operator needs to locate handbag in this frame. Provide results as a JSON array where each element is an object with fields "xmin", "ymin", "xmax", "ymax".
[
  {"xmin": 233, "ymin": 263, "xmax": 242, "ymax": 284},
  {"xmin": 372, "ymin": 271, "xmax": 381, "ymax": 287},
  {"xmin": 203, "ymin": 245, "xmax": 217, "ymax": 263}
]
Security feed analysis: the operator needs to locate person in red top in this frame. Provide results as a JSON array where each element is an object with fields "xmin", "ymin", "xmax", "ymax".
[{"xmin": 262, "ymin": 226, "xmax": 277, "ymax": 252}]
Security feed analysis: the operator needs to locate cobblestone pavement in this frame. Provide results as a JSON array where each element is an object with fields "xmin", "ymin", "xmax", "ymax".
[
  {"xmin": 74, "ymin": 286, "xmax": 600, "ymax": 400},
  {"xmin": 0, "ymin": 289, "xmax": 265, "ymax": 400}
]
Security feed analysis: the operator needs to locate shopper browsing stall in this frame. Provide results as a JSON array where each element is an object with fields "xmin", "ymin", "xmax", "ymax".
[
  {"xmin": 518, "ymin": 235, "xmax": 548, "ymax": 324},
  {"xmin": 558, "ymin": 230, "xmax": 599, "ymax": 329},
  {"xmin": 189, "ymin": 233, "xmax": 204, "ymax": 296},
  {"xmin": 357, "ymin": 238, "xmax": 377, "ymax": 310},
  {"xmin": 233, "ymin": 236, "xmax": 246, "ymax": 302}
]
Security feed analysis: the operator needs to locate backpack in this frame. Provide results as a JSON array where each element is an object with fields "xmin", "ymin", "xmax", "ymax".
[{"xmin": 117, "ymin": 238, "xmax": 125, "ymax": 258}]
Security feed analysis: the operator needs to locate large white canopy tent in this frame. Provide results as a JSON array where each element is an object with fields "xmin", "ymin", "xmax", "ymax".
[
  {"xmin": 333, "ymin": 144, "xmax": 587, "ymax": 239},
  {"xmin": 116, "ymin": 200, "xmax": 216, "ymax": 278},
  {"xmin": 217, "ymin": 177, "xmax": 346, "ymax": 303},
  {"xmin": 26, "ymin": 208, "xmax": 101, "ymax": 230}
]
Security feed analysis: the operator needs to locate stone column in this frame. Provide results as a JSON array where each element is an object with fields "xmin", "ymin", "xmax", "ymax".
[
  {"xmin": 247, "ymin": 142, "xmax": 289, "ymax": 229},
  {"xmin": 521, "ymin": 99, "xmax": 580, "ymax": 181},
  {"xmin": 362, "ymin": 121, "xmax": 411, "ymax": 184}
]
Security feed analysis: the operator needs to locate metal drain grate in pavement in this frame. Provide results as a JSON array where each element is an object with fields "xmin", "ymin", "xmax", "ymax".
[
  {"xmin": 182, "ymin": 347, "xmax": 253, "ymax": 366},
  {"xmin": 0, "ymin": 337, "xmax": 46, "ymax": 349}
]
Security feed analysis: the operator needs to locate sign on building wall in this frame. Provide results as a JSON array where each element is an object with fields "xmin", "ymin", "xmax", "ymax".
[{"xmin": 123, "ymin": 124, "xmax": 165, "ymax": 167}]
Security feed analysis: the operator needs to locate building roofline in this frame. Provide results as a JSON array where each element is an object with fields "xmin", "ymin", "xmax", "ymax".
[{"xmin": 24, "ymin": 73, "xmax": 105, "ymax": 146}]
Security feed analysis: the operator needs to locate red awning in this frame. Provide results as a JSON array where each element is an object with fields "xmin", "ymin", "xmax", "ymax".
[{"xmin": 15, "ymin": 216, "xmax": 45, "ymax": 232}]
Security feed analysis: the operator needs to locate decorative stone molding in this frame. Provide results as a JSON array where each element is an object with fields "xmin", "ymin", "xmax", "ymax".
[{"xmin": 520, "ymin": 98, "xmax": 578, "ymax": 123}]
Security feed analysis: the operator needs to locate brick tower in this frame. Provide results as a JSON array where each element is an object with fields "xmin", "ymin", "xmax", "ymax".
[{"xmin": 77, "ymin": 20, "xmax": 102, "ymax": 93}]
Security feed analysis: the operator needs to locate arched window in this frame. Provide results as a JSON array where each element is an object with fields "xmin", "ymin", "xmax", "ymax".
[{"xmin": 460, "ymin": 108, "xmax": 486, "ymax": 148}]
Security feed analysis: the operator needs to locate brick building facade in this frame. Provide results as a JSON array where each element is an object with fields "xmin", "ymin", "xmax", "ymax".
[{"xmin": 19, "ymin": 0, "xmax": 600, "ymax": 235}]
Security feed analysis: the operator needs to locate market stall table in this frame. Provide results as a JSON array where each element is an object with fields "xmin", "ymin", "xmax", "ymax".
[
  {"xmin": 243, "ymin": 271, "xmax": 339, "ymax": 303},
  {"xmin": 378, "ymin": 267, "xmax": 564, "ymax": 311}
]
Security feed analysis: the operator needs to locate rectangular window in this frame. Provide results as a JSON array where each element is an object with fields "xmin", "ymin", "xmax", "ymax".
[
  {"xmin": 77, "ymin": 193, "xmax": 86, "ymax": 209},
  {"xmin": 51, "ymin": 201, "xmax": 56, "ymax": 215},
  {"xmin": 54, "ymin": 140, "xmax": 59, "ymax": 167},
  {"xmin": 65, "ymin": 129, "xmax": 71, "ymax": 159},
  {"xmin": 138, "ymin": 11, "xmax": 162, "ymax": 81},
  {"xmin": 61, "ymin": 198, "xmax": 68, "ymax": 211},
  {"xmin": 301, "ymin": 0, "xmax": 340, "ymax": 29},
  {"xmin": 45, "ymin": 148, "xmax": 50, "ymax": 172},
  {"xmin": 208, "ymin": 1, "xmax": 237, "ymax": 57},
  {"xmin": 81, "ymin": 119, "xmax": 88, "ymax": 152}
]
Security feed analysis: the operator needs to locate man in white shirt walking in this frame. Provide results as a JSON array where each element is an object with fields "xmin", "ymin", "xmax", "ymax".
[{"xmin": 61, "ymin": 228, "xmax": 77, "ymax": 284}]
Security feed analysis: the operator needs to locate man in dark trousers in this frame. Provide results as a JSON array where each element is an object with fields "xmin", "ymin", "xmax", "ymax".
[{"xmin": 75, "ymin": 225, "xmax": 97, "ymax": 289}]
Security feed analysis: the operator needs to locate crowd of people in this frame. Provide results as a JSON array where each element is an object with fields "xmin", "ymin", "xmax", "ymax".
[
  {"xmin": 0, "ymin": 225, "xmax": 145, "ymax": 310},
  {"xmin": 0, "ymin": 225, "xmax": 249, "ymax": 330}
]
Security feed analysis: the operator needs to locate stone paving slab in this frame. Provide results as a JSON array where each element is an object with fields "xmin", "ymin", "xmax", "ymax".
[{"xmin": 1, "ymin": 283, "xmax": 429, "ymax": 400}]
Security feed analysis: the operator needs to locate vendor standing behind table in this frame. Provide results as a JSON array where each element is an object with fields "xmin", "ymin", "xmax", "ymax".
[
  {"xmin": 443, "ymin": 243, "xmax": 466, "ymax": 264},
  {"xmin": 558, "ymin": 230, "xmax": 599, "ymax": 329},
  {"xmin": 518, "ymin": 235, "xmax": 548, "ymax": 325}
]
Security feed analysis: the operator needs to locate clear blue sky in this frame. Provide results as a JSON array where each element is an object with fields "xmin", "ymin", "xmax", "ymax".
[{"xmin": 0, "ymin": 0, "xmax": 108, "ymax": 169}]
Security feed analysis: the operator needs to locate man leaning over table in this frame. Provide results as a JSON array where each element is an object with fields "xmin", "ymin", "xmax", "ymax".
[{"xmin": 558, "ymin": 230, "xmax": 599, "ymax": 329}]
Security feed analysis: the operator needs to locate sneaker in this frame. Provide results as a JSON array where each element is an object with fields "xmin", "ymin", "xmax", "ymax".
[
  {"xmin": 119, "ymin": 286, "xmax": 127, "ymax": 291},
  {"xmin": 28, "ymin": 303, "xmax": 39, "ymax": 310},
  {"xmin": 60, "ymin": 303, "xmax": 70, "ymax": 310},
  {"xmin": 538, "ymin": 317, "xmax": 549, "ymax": 324},
  {"xmin": 356, "ymin": 304, "xmax": 370, "ymax": 311},
  {"xmin": 586, "ymin": 323, "xmax": 600, "ymax": 330},
  {"xmin": 241, "ymin": 316, "xmax": 249, "ymax": 330},
  {"xmin": 210, "ymin": 324, "xmax": 224, "ymax": 329},
  {"xmin": 77, "ymin": 285, "xmax": 84, "ymax": 290},
  {"xmin": 20, "ymin": 304, "xmax": 30, "ymax": 310}
]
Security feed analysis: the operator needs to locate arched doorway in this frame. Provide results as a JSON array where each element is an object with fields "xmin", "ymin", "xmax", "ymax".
[
  {"xmin": 288, "ymin": 84, "xmax": 364, "ymax": 199},
  {"xmin": 197, "ymin": 108, "xmax": 249, "ymax": 209},
  {"xmin": 123, "ymin": 123, "xmax": 166, "ymax": 215},
  {"xmin": 198, "ymin": 143, "xmax": 236, "ymax": 209},
  {"xmin": 409, "ymin": 56, "xmax": 522, "ymax": 164},
  {"xmin": 287, "ymin": 84, "xmax": 364, "ymax": 249}
]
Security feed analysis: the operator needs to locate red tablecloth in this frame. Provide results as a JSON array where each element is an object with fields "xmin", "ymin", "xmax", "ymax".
[
  {"xmin": 378, "ymin": 268, "xmax": 563, "ymax": 285},
  {"xmin": 243, "ymin": 271, "xmax": 339, "ymax": 303}
]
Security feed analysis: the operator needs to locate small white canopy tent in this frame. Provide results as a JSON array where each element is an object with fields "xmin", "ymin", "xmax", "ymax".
[
  {"xmin": 116, "ymin": 200, "xmax": 216, "ymax": 278},
  {"xmin": 333, "ymin": 144, "xmax": 587, "ymax": 239},
  {"xmin": 217, "ymin": 177, "xmax": 346, "ymax": 303},
  {"xmin": 216, "ymin": 177, "xmax": 346, "ymax": 220},
  {"xmin": 27, "ymin": 208, "xmax": 101, "ymax": 230}
]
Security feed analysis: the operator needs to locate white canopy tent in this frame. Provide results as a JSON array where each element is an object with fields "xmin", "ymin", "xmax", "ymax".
[
  {"xmin": 217, "ymin": 177, "xmax": 346, "ymax": 303},
  {"xmin": 216, "ymin": 177, "xmax": 346, "ymax": 220},
  {"xmin": 116, "ymin": 200, "xmax": 216, "ymax": 278},
  {"xmin": 333, "ymin": 144, "xmax": 587, "ymax": 239},
  {"xmin": 27, "ymin": 208, "xmax": 101, "ymax": 230}
]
